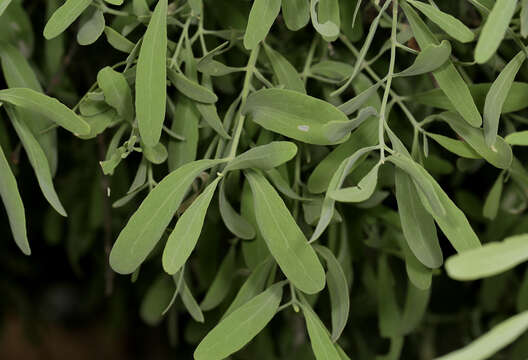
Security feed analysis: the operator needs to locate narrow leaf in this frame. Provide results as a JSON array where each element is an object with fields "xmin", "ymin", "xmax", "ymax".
[
  {"xmin": 97, "ymin": 66, "xmax": 134, "ymax": 122},
  {"xmin": 225, "ymin": 141, "xmax": 297, "ymax": 172},
  {"xmin": 43, "ymin": 0, "xmax": 92, "ymax": 39},
  {"xmin": 394, "ymin": 40, "xmax": 452, "ymax": 77},
  {"xmin": 200, "ymin": 245, "xmax": 236, "ymax": 311},
  {"xmin": 243, "ymin": 0, "xmax": 281, "ymax": 49},
  {"xmin": 167, "ymin": 69, "xmax": 218, "ymax": 104},
  {"xmin": 301, "ymin": 302, "xmax": 342, "ymax": 359},
  {"xmin": 219, "ymin": 181, "xmax": 256, "ymax": 240},
  {"xmin": 77, "ymin": 9, "xmax": 105, "ymax": 45}
]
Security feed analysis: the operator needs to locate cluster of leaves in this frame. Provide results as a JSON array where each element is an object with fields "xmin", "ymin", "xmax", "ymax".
[{"xmin": 5, "ymin": 0, "xmax": 528, "ymax": 358}]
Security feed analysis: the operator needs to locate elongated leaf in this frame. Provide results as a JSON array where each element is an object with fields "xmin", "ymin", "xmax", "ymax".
[
  {"xmin": 484, "ymin": 51, "xmax": 526, "ymax": 146},
  {"xmin": 225, "ymin": 141, "xmax": 297, "ymax": 172},
  {"xmin": 200, "ymin": 245, "xmax": 236, "ymax": 310},
  {"xmin": 7, "ymin": 107, "xmax": 67, "ymax": 217},
  {"xmin": 314, "ymin": 245, "xmax": 349, "ymax": 342},
  {"xmin": 427, "ymin": 133, "xmax": 481, "ymax": 159},
  {"xmin": 243, "ymin": 0, "xmax": 281, "ymax": 49},
  {"xmin": 104, "ymin": 26, "xmax": 135, "ymax": 53},
  {"xmin": 407, "ymin": 0, "xmax": 474, "ymax": 43},
  {"xmin": 168, "ymin": 97, "xmax": 199, "ymax": 171},
  {"xmin": 219, "ymin": 181, "xmax": 255, "ymax": 240},
  {"xmin": 223, "ymin": 259, "xmax": 273, "ymax": 318},
  {"xmin": 317, "ymin": 0, "xmax": 340, "ymax": 42},
  {"xmin": 474, "ymin": 0, "xmax": 518, "ymax": 64},
  {"xmin": 322, "ymin": 107, "xmax": 377, "ymax": 143},
  {"xmin": 378, "ymin": 256, "xmax": 401, "ymax": 338},
  {"xmin": 136, "ymin": 0, "xmax": 167, "ymax": 147},
  {"xmin": 310, "ymin": 0, "xmax": 339, "ymax": 38},
  {"xmin": 77, "ymin": 9, "xmax": 105, "ymax": 45},
  {"xmin": 395, "ymin": 168, "xmax": 442, "ymax": 269},
  {"xmin": 167, "ymin": 69, "xmax": 218, "ymax": 104},
  {"xmin": 439, "ymin": 112, "xmax": 512, "ymax": 169},
  {"xmin": 245, "ymin": 171, "xmax": 325, "ymax": 294},
  {"xmin": 110, "ymin": 159, "xmax": 226, "ymax": 274},
  {"xmin": 414, "ymin": 82, "xmax": 528, "ymax": 114},
  {"xmin": 337, "ymin": 83, "xmax": 381, "ymax": 116},
  {"xmin": 0, "ymin": 88, "xmax": 90, "ymax": 135},
  {"xmin": 195, "ymin": 103, "xmax": 231, "ymax": 139},
  {"xmin": 329, "ymin": 163, "xmax": 379, "ymax": 203},
  {"xmin": 394, "ymin": 40, "xmax": 451, "ymax": 77},
  {"xmin": 446, "ymin": 234, "xmax": 528, "ymax": 281},
  {"xmin": 435, "ymin": 311, "xmax": 528, "ymax": 360},
  {"xmin": 522, "ymin": 0, "xmax": 528, "ymax": 38},
  {"xmin": 0, "ymin": 0, "xmax": 12, "ymax": 16},
  {"xmin": 243, "ymin": 89, "xmax": 350, "ymax": 145},
  {"xmin": 281, "ymin": 0, "xmax": 310, "ymax": 31},
  {"xmin": 301, "ymin": 302, "xmax": 341, "ymax": 359},
  {"xmin": 483, "ymin": 172, "xmax": 504, "ymax": 220},
  {"xmin": 399, "ymin": 234, "xmax": 433, "ymax": 290},
  {"xmin": 194, "ymin": 283, "xmax": 283, "ymax": 360},
  {"xmin": 162, "ymin": 177, "xmax": 221, "ymax": 275},
  {"xmin": 400, "ymin": 282, "xmax": 430, "ymax": 335},
  {"xmin": 402, "ymin": 2, "xmax": 482, "ymax": 127},
  {"xmin": 263, "ymin": 44, "xmax": 305, "ymax": 93},
  {"xmin": 139, "ymin": 274, "xmax": 174, "ymax": 326},
  {"xmin": 506, "ymin": 131, "xmax": 528, "ymax": 145},
  {"xmin": 0, "ymin": 142, "xmax": 29, "ymax": 255},
  {"xmin": 181, "ymin": 280, "xmax": 205, "ymax": 323},
  {"xmin": 43, "ymin": 0, "xmax": 92, "ymax": 39},
  {"xmin": 97, "ymin": 66, "xmax": 134, "ymax": 122}
]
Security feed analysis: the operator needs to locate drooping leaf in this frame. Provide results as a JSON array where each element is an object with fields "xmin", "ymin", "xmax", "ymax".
[
  {"xmin": 194, "ymin": 103, "xmax": 231, "ymax": 139},
  {"xmin": 110, "ymin": 159, "xmax": 226, "ymax": 274},
  {"xmin": 483, "ymin": 172, "xmax": 504, "ymax": 220},
  {"xmin": 402, "ymin": 2, "xmax": 482, "ymax": 127},
  {"xmin": 506, "ymin": 131, "xmax": 528, "ymax": 146},
  {"xmin": 427, "ymin": 133, "xmax": 481, "ymax": 159},
  {"xmin": 301, "ymin": 301, "xmax": 342, "ymax": 359},
  {"xmin": 243, "ymin": 0, "xmax": 281, "ymax": 49},
  {"xmin": 219, "ymin": 180, "xmax": 255, "ymax": 240},
  {"xmin": 0, "ymin": 88, "xmax": 90, "ymax": 136},
  {"xmin": 168, "ymin": 97, "xmax": 199, "ymax": 171},
  {"xmin": 104, "ymin": 26, "xmax": 135, "ymax": 53},
  {"xmin": 245, "ymin": 171, "xmax": 326, "ymax": 294},
  {"xmin": 200, "ymin": 245, "xmax": 236, "ymax": 311},
  {"xmin": 263, "ymin": 44, "xmax": 305, "ymax": 93},
  {"xmin": 394, "ymin": 40, "xmax": 451, "ymax": 77},
  {"xmin": 435, "ymin": 311, "xmax": 528, "ymax": 360},
  {"xmin": 314, "ymin": 245, "xmax": 349, "ymax": 342},
  {"xmin": 194, "ymin": 283, "xmax": 283, "ymax": 360},
  {"xmin": 483, "ymin": 51, "xmax": 526, "ymax": 146},
  {"xmin": 317, "ymin": 0, "xmax": 340, "ymax": 42},
  {"xmin": 281, "ymin": 0, "xmax": 310, "ymax": 31},
  {"xmin": 474, "ymin": 0, "xmax": 518, "ymax": 63},
  {"xmin": 43, "ymin": 0, "xmax": 92, "ymax": 39},
  {"xmin": 225, "ymin": 141, "xmax": 297, "ymax": 172},
  {"xmin": 181, "ymin": 280, "xmax": 205, "ymax": 323},
  {"xmin": 445, "ymin": 234, "xmax": 528, "ymax": 281},
  {"xmin": 162, "ymin": 177, "xmax": 221, "ymax": 275},
  {"xmin": 139, "ymin": 274, "xmax": 174, "ymax": 326},
  {"xmin": 0, "ymin": 141, "xmax": 29, "ymax": 255},
  {"xmin": 329, "ymin": 163, "xmax": 380, "ymax": 203},
  {"xmin": 167, "ymin": 68, "xmax": 218, "ymax": 104},
  {"xmin": 136, "ymin": 0, "xmax": 167, "ymax": 147},
  {"xmin": 97, "ymin": 66, "xmax": 134, "ymax": 122},
  {"xmin": 407, "ymin": 0, "xmax": 474, "ymax": 43},
  {"xmin": 77, "ymin": 9, "xmax": 105, "ymax": 46},
  {"xmin": 310, "ymin": 0, "xmax": 339, "ymax": 39},
  {"xmin": 243, "ymin": 88, "xmax": 350, "ymax": 145}
]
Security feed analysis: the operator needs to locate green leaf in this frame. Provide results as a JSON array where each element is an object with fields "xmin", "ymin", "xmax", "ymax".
[
  {"xmin": 301, "ymin": 302, "xmax": 341, "ymax": 359},
  {"xmin": 414, "ymin": 82, "xmax": 528, "ymax": 114},
  {"xmin": 223, "ymin": 259, "xmax": 273, "ymax": 318},
  {"xmin": 399, "ymin": 234, "xmax": 433, "ymax": 290},
  {"xmin": 181, "ymin": 280, "xmax": 205, "ymax": 323},
  {"xmin": 522, "ymin": 0, "xmax": 528, "ymax": 38},
  {"xmin": 7, "ymin": 107, "xmax": 67, "ymax": 217},
  {"xmin": 378, "ymin": 256, "xmax": 401, "ymax": 338},
  {"xmin": 43, "ymin": 0, "xmax": 92, "ymax": 39},
  {"xmin": 219, "ymin": 181, "xmax": 256, "ymax": 240},
  {"xmin": 329, "ymin": 163, "xmax": 380, "ymax": 203},
  {"xmin": 200, "ymin": 245, "xmax": 236, "ymax": 311},
  {"xmin": 322, "ymin": 107, "xmax": 377, "ymax": 144},
  {"xmin": 77, "ymin": 9, "xmax": 105, "ymax": 46},
  {"xmin": 110, "ymin": 159, "xmax": 226, "ymax": 274},
  {"xmin": 104, "ymin": 26, "xmax": 135, "ymax": 53},
  {"xmin": 281, "ymin": 0, "xmax": 310, "ymax": 31},
  {"xmin": 0, "ymin": 141, "xmax": 29, "ymax": 255},
  {"xmin": 194, "ymin": 103, "xmax": 231, "ymax": 139},
  {"xmin": 243, "ymin": 88, "xmax": 350, "ymax": 145},
  {"xmin": 162, "ymin": 177, "xmax": 221, "ymax": 275},
  {"xmin": 317, "ymin": 0, "xmax": 340, "ymax": 42},
  {"xmin": 407, "ymin": 0, "xmax": 474, "ymax": 43},
  {"xmin": 243, "ymin": 0, "xmax": 281, "ymax": 49},
  {"xmin": 225, "ymin": 141, "xmax": 297, "ymax": 172},
  {"xmin": 400, "ymin": 282, "xmax": 430, "ymax": 335},
  {"xmin": 310, "ymin": 0, "xmax": 339, "ymax": 39},
  {"xmin": 263, "ymin": 44, "xmax": 305, "ymax": 93},
  {"xmin": 483, "ymin": 172, "xmax": 504, "ymax": 220},
  {"xmin": 139, "ymin": 274, "xmax": 174, "ymax": 326},
  {"xmin": 446, "ymin": 234, "xmax": 528, "ymax": 281},
  {"xmin": 402, "ymin": 2, "xmax": 482, "ymax": 127},
  {"xmin": 395, "ymin": 168, "xmax": 442, "ymax": 269},
  {"xmin": 506, "ymin": 131, "xmax": 528, "ymax": 145},
  {"xmin": 142, "ymin": 142, "xmax": 168, "ymax": 164},
  {"xmin": 337, "ymin": 83, "xmax": 381, "ymax": 115},
  {"xmin": 245, "ymin": 171, "xmax": 325, "ymax": 294},
  {"xmin": 314, "ymin": 245, "xmax": 349, "ymax": 342},
  {"xmin": 136, "ymin": 0, "xmax": 167, "ymax": 147},
  {"xmin": 438, "ymin": 112, "xmax": 512, "ymax": 169},
  {"xmin": 0, "ymin": 0, "xmax": 12, "ymax": 17},
  {"xmin": 435, "ymin": 311, "xmax": 528, "ymax": 360},
  {"xmin": 394, "ymin": 40, "xmax": 451, "ymax": 77},
  {"xmin": 0, "ymin": 88, "xmax": 90, "ymax": 136},
  {"xmin": 427, "ymin": 133, "xmax": 481, "ymax": 159},
  {"xmin": 97, "ymin": 66, "xmax": 134, "ymax": 122},
  {"xmin": 484, "ymin": 51, "xmax": 526, "ymax": 146},
  {"xmin": 474, "ymin": 0, "xmax": 518, "ymax": 63},
  {"xmin": 311, "ymin": 60, "xmax": 353, "ymax": 81},
  {"xmin": 194, "ymin": 283, "xmax": 283, "ymax": 360},
  {"xmin": 168, "ymin": 97, "xmax": 199, "ymax": 171},
  {"xmin": 167, "ymin": 68, "xmax": 218, "ymax": 104}
]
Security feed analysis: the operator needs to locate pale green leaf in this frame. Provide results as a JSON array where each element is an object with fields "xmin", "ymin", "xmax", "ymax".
[
  {"xmin": 167, "ymin": 68, "xmax": 218, "ymax": 104},
  {"xmin": 506, "ymin": 130, "xmax": 528, "ymax": 145},
  {"xmin": 200, "ymin": 245, "xmax": 236, "ymax": 311},
  {"xmin": 281, "ymin": 0, "xmax": 310, "ymax": 31},
  {"xmin": 301, "ymin": 301, "xmax": 342, "ymax": 359},
  {"xmin": 140, "ymin": 274, "xmax": 174, "ymax": 326},
  {"xmin": 263, "ymin": 44, "xmax": 305, "ymax": 93},
  {"xmin": 43, "ymin": 0, "xmax": 92, "ymax": 39},
  {"xmin": 394, "ymin": 40, "xmax": 452, "ymax": 77},
  {"xmin": 243, "ymin": 0, "xmax": 281, "ymax": 49},
  {"xmin": 97, "ymin": 66, "xmax": 134, "ymax": 122},
  {"xmin": 219, "ymin": 181, "xmax": 256, "ymax": 240},
  {"xmin": 225, "ymin": 141, "xmax": 297, "ymax": 172},
  {"xmin": 195, "ymin": 103, "xmax": 231, "ymax": 139},
  {"xmin": 77, "ymin": 9, "xmax": 105, "ymax": 45},
  {"xmin": 181, "ymin": 280, "xmax": 205, "ymax": 323},
  {"xmin": 104, "ymin": 26, "xmax": 135, "ymax": 53},
  {"xmin": 483, "ymin": 172, "xmax": 504, "ymax": 220}
]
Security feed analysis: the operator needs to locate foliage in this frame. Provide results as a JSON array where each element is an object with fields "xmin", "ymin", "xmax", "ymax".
[{"xmin": 3, "ymin": 0, "xmax": 528, "ymax": 359}]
